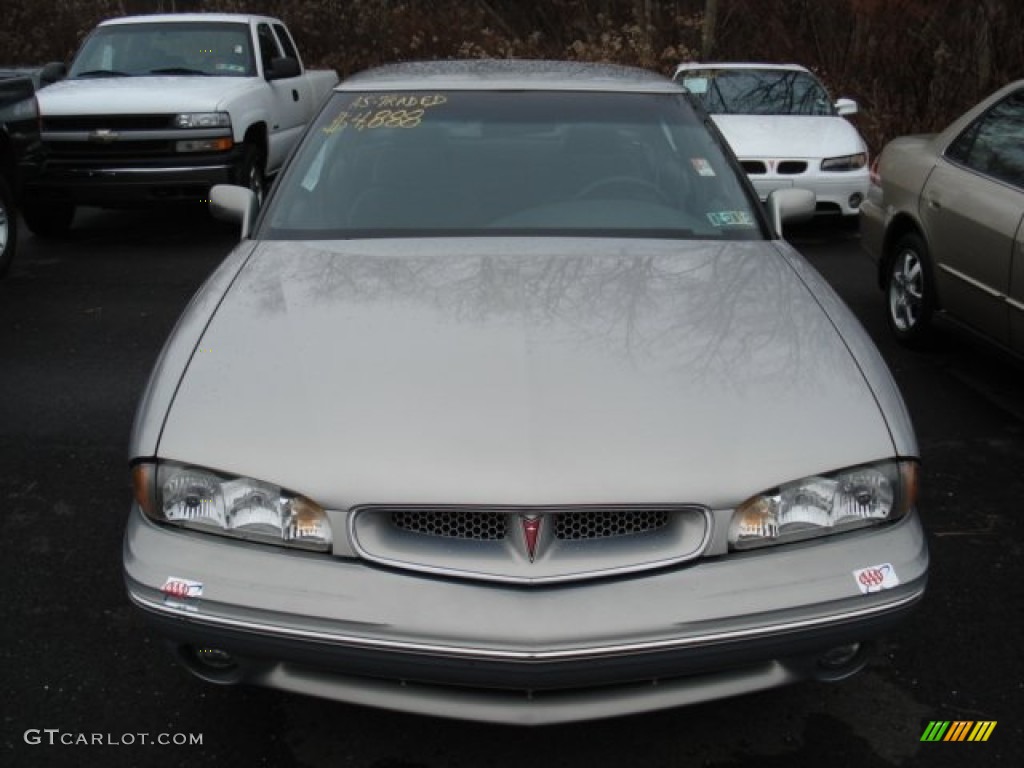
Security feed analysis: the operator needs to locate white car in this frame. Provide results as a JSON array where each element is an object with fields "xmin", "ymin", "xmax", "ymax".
[{"xmin": 674, "ymin": 62, "xmax": 869, "ymax": 220}]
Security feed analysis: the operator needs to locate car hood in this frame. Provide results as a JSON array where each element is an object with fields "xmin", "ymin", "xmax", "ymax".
[
  {"xmin": 37, "ymin": 76, "xmax": 254, "ymax": 115},
  {"xmin": 157, "ymin": 238, "xmax": 894, "ymax": 508},
  {"xmin": 712, "ymin": 114, "xmax": 866, "ymax": 158}
]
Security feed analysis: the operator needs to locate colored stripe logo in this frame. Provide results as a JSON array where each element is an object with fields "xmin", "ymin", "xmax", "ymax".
[{"xmin": 920, "ymin": 721, "xmax": 996, "ymax": 742}]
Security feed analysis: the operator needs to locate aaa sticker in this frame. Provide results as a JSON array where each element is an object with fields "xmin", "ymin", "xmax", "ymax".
[{"xmin": 852, "ymin": 563, "xmax": 899, "ymax": 594}]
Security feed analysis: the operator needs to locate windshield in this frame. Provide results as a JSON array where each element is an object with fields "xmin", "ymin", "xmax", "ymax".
[
  {"xmin": 264, "ymin": 90, "xmax": 765, "ymax": 240},
  {"xmin": 678, "ymin": 69, "xmax": 834, "ymax": 116},
  {"xmin": 69, "ymin": 22, "xmax": 255, "ymax": 78}
]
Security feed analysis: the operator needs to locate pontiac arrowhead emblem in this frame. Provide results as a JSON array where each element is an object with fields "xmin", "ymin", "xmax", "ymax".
[{"xmin": 521, "ymin": 514, "xmax": 542, "ymax": 562}]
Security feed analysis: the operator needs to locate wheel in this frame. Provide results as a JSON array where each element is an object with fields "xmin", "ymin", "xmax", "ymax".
[
  {"xmin": 576, "ymin": 176, "xmax": 670, "ymax": 205},
  {"xmin": 0, "ymin": 176, "xmax": 16, "ymax": 277},
  {"xmin": 234, "ymin": 143, "xmax": 266, "ymax": 208},
  {"xmin": 885, "ymin": 232, "xmax": 935, "ymax": 346},
  {"xmin": 21, "ymin": 201, "xmax": 75, "ymax": 239}
]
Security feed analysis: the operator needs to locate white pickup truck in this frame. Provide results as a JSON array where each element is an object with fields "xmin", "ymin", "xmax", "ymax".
[{"xmin": 25, "ymin": 13, "xmax": 338, "ymax": 235}]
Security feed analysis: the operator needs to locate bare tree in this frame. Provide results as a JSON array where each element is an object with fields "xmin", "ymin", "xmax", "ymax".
[{"xmin": 702, "ymin": 0, "xmax": 718, "ymax": 59}]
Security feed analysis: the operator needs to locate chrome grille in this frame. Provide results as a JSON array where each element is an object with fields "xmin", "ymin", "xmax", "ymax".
[
  {"xmin": 554, "ymin": 509, "xmax": 669, "ymax": 540},
  {"xmin": 352, "ymin": 504, "xmax": 711, "ymax": 584},
  {"xmin": 391, "ymin": 509, "xmax": 507, "ymax": 540}
]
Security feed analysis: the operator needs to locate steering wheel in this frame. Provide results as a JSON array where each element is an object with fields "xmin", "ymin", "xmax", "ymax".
[{"xmin": 575, "ymin": 176, "xmax": 672, "ymax": 205}]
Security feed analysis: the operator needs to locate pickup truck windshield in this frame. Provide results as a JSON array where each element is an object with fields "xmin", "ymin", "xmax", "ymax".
[
  {"xmin": 69, "ymin": 22, "xmax": 256, "ymax": 78},
  {"xmin": 266, "ymin": 90, "xmax": 765, "ymax": 241}
]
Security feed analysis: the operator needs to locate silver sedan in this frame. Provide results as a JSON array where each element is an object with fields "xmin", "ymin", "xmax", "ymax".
[
  {"xmin": 861, "ymin": 79, "xmax": 1024, "ymax": 353},
  {"xmin": 124, "ymin": 60, "xmax": 927, "ymax": 725}
]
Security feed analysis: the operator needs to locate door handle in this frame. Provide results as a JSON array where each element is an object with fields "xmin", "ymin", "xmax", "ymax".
[{"xmin": 292, "ymin": 89, "xmax": 299, "ymax": 102}]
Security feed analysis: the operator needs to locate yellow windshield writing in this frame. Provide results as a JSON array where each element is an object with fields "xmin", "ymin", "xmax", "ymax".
[{"xmin": 323, "ymin": 94, "xmax": 447, "ymax": 134}]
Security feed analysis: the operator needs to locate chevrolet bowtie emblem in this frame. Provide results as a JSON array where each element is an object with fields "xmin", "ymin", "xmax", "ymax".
[
  {"xmin": 88, "ymin": 129, "xmax": 119, "ymax": 143},
  {"xmin": 521, "ymin": 514, "xmax": 542, "ymax": 562}
]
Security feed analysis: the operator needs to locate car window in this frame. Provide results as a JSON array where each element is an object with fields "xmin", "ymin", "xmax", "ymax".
[
  {"xmin": 256, "ymin": 23, "xmax": 280, "ymax": 74},
  {"xmin": 264, "ymin": 90, "xmax": 766, "ymax": 241},
  {"xmin": 677, "ymin": 69, "xmax": 834, "ymax": 116},
  {"xmin": 272, "ymin": 23, "xmax": 299, "ymax": 61},
  {"xmin": 946, "ymin": 88, "xmax": 1024, "ymax": 190},
  {"xmin": 69, "ymin": 22, "xmax": 255, "ymax": 77}
]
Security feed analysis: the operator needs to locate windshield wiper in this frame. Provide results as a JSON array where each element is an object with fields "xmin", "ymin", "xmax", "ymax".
[
  {"xmin": 74, "ymin": 69, "xmax": 131, "ymax": 78},
  {"xmin": 147, "ymin": 67, "xmax": 209, "ymax": 76}
]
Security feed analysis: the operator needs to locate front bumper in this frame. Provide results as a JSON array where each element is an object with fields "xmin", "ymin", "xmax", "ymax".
[
  {"xmin": 748, "ymin": 168, "xmax": 870, "ymax": 217},
  {"xmin": 23, "ymin": 150, "xmax": 242, "ymax": 207},
  {"xmin": 124, "ymin": 505, "xmax": 927, "ymax": 724}
]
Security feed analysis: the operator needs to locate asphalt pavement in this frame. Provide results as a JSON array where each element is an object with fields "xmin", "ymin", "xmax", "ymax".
[{"xmin": 1, "ymin": 208, "xmax": 1021, "ymax": 768}]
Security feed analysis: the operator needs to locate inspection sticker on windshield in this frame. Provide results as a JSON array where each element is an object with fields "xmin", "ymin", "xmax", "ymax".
[
  {"xmin": 690, "ymin": 157, "xmax": 716, "ymax": 176},
  {"xmin": 707, "ymin": 211, "xmax": 754, "ymax": 227},
  {"xmin": 853, "ymin": 563, "xmax": 899, "ymax": 594}
]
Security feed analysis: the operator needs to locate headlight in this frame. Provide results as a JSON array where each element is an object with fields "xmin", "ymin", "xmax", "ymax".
[
  {"xmin": 729, "ymin": 460, "xmax": 918, "ymax": 551},
  {"xmin": 132, "ymin": 461, "xmax": 332, "ymax": 552},
  {"xmin": 174, "ymin": 112, "xmax": 231, "ymax": 129},
  {"xmin": 820, "ymin": 152, "xmax": 867, "ymax": 172}
]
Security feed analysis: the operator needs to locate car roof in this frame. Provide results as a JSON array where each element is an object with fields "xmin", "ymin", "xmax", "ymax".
[
  {"xmin": 98, "ymin": 13, "xmax": 276, "ymax": 26},
  {"xmin": 339, "ymin": 60, "xmax": 683, "ymax": 93},
  {"xmin": 674, "ymin": 62, "xmax": 811, "ymax": 75}
]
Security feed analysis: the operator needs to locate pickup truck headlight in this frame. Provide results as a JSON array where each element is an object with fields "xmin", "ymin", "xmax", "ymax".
[
  {"xmin": 174, "ymin": 112, "xmax": 231, "ymax": 129},
  {"xmin": 820, "ymin": 152, "xmax": 867, "ymax": 172},
  {"xmin": 728, "ymin": 460, "xmax": 918, "ymax": 550},
  {"xmin": 132, "ymin": 461, "xmax": 332, "ymax": 552}
]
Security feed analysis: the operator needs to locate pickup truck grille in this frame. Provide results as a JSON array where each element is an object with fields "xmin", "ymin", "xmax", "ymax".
[
  {"xmin": 40, "ymin": 113, "xmax": 232, "ymax": 165},
  {"xmin": 47, "ymin": 140, "xmax": 175, "ymax": 161},
  {"xmin": 42, "ymin": 114, "xmax": 175, "ymax": 131}
]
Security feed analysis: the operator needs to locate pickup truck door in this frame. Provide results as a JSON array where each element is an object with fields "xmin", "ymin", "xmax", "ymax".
[
  {"xmin": 256, "ymin": 22, "xmax": 308, "ymax": 171},
  {"xmin": 923, "ymin": 88, "xmax": 1024, "ymax": 347}
]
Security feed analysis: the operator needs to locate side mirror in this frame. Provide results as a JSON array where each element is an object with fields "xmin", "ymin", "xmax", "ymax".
[
  {"xmin": 835, "ymin": 98, "xmax": 858, "ymax": 116},
  {"xmin": 39, "ymin": 61, "xmax": 66, "ymax": 87},
  {"xmin": 766, "ymin": 188, "xmax": 815, "ymax": 236},
  {"xmin": 210, "ymin": 184, "xmax": 259, "ymax": 239},
  {"xmin": 266, "ymin": 56, "xmax": 301, "ymax": 81}
]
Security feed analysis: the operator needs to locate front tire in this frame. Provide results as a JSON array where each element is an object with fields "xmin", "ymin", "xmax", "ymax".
[
  {"xmin": 0, "ymin": 176, "xmax": 16, "ymax": 277},
  {"xmin": 885, "ymin": 232, "xmax": 935, "ymax": 346},
  {"xmin": 21, "ymin": 201, "xmax": 75, "ymax": 239},
  {"xmin": 234, "ymin": 143, "xmax": 266, "ymax": 208}
]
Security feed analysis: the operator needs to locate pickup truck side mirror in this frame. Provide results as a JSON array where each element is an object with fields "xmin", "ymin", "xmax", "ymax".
[
  {"xmin": 266, "ymin": 57, "xmax": 301, "ymax": 81},
  {"xmin": 39, "ymin": 61, "xmax": 67, "ymax": 87}
]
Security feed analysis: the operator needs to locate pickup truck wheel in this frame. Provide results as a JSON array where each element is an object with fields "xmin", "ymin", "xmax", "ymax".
[
  {"xmin": 22, "ymin": 201, "xmax": 76, "ymax": 239},
  {"xmin": 0, "ymin": 176, "xmax": 16, "ymax": 277},
  {"xmin": 235, "ymin": 144, "xmax": 266, "ymax": 208}
]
